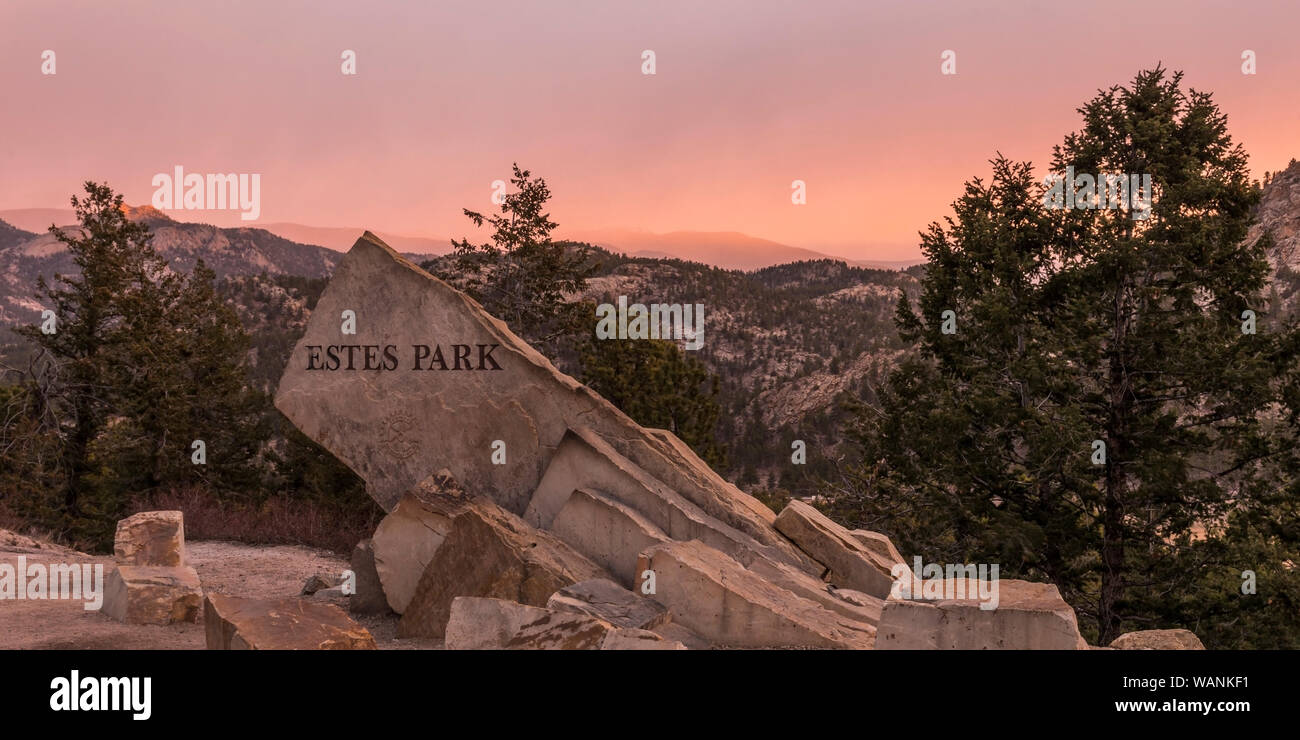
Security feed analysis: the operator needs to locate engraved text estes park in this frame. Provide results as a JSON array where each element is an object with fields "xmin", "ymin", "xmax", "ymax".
[{"xmin": 303, "ymin": 343, "xmax": 503, "ymax": 371}]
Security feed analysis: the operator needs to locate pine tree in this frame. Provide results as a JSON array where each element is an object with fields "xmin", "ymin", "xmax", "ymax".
[
  {"xmin": 580, "ymin": 336, "xmax": 726, "ymax": 469},
  {"xmin": 15, "ymin": 183, "xmax": 271, "ymax": 546},
  {"xmin": 829, "ymin": 68, "xmax": 1300, "ymax": 646},
  {"xmin": 15, "ymin": 182, "xmax": 173, "ymax": 518},
  {"xmin": 428, "ymin": 164, "xmax": 596, "ymax": 354}
]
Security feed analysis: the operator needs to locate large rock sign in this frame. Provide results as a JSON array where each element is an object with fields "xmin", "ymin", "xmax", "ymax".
[{"xmin": 274, "ymin": 232, "xmax": 810, "ymax": 570}]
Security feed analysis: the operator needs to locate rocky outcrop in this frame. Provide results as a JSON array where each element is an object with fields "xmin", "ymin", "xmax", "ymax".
[
  {"xmin": 1109, "ymin": 629, "xmax": 1205, "ymax": 650},
  {"xmin": 875, "ymin": 578, "xmax": 1086, "ymax": 650},
  {"xmin": 396, "ymin": 491, "xmax": 611, "ymax": 639},
  {"xmin": 527, "ymin": 427, "xmax": 815, "ymax": 577},
  {"xmin": 272, "ymin": 232, "xmax": 809, "ymax": 571},
  {"xmin": 204, "ymin": 593, "xmax": 376, "ymax": 650},
  {"xmin": 774, "ymin": 501, "xmax": 902, "ymax": 598},
  {"xmin": 545, "ymin": 488, "xmax": 669, "ymax": 586},
  {"xmin": 635, "ymin": 540, "xmax": 876, "ymax": 649}
]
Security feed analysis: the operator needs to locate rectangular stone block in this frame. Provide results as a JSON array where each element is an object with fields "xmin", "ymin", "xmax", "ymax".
[
  {"xmin": 114, "ymin": 511, "xmax": 185, "ymax": 567},
  {"xmin": 102, "ymin": 565, "xmax": 202, "ymax": 625},
  {"xmin": 635, "ymin": 540, "xmax": 875, "ymax": 649},
  {"xmin": 397, "ymin": 494, "xmax": 611, "ymax": 639},
  {"xmin": 774, "ymin": 500, "xmax": 902, "ymax": 598},
  {"xmin": 874, "ymin": 578, "xmax": 1087, "ymax": 650},
  {"xmin": 204, "ymin": 592, "xmax": 376, "ymax": 650}
]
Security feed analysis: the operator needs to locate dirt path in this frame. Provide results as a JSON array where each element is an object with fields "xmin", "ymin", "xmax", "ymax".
[{"xmin": 0, "ymin": 531, "xmax": 436, "ymax": 649}]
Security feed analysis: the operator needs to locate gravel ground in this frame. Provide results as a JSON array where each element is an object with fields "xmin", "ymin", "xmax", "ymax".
[{"xmin": 0, "ymin": 530, "xmax": 438, "ymax": 650}]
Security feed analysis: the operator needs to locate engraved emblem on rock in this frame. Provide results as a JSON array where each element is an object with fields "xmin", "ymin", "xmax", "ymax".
[{"xmin": 379, "ymin": 410, "xmax": 419, "ymax": 461}]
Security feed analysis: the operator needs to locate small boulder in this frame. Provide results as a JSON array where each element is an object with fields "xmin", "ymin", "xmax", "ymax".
[
  {"xmin": 114, "ymin": 511, "xmax": 186, "ymax": 567},
  {"xmin": 849, "ymin": 529, "xmax": 905, "ymax": 566},
  {"xmin": 300, "ymin": 573, "xmax": 341, "ymax": 596},
  {"xmin": 600, "ymin": 628, "xmax": 686, "ymax": 650},
  {"xmin": 1109, "ymin": 629, "xmax": 1205, "ymax": 650},
  {"xmin": 348, "ymin": 538, "xmax": 392, "ymax": 615},
  {"xmin": 102, "ymin": 566, "xmax": 203, "ymax": 625},
  {"xmin": 204, "ymin": 593, "xmax": 376, "ymax": 650}
]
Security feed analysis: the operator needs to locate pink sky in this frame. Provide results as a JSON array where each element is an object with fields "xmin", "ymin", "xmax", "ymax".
[{"xmin": 1, "ymin": 0, "xmax": 1297, "ymax": 261}]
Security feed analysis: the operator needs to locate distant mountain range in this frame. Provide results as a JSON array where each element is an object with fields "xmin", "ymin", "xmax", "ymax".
[
  {"xmin": 4, "ymin": 159, "xmax": 1300, "ymax": 495},
  {"xmin": 559, "ymin": 228, "xmax": 920, "ymax": 271},
  {"xmin": 0, "ymin": 209, "xmax": 920, "ymax": 272}
]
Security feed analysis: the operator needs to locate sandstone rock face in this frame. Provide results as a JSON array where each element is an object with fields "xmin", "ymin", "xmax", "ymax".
[
  {"xmin": 444, "ymin": 597, "xmax": 554, "ymax": 650},
  {"xmin": 652, "ymin": 622, "xmax": 710, "ymax": 650},
  {"xmin": 1109, "ymin": 629, "xmax": 1205, "ymax": 650},
  {"xmin": 774, "ymin": 501, "xmax": 901, "ymax": 599},
  {"xmin": 600, "ymin": 628, "xmax": 685, "ymax": 650},
  {"xmin": 371, "ymin": 485, "xmax": 467, "ymax": 613},
  {"xmin": 397, "ymin": 492, "xmax": 611, "ymax": 638},
  {"xmin": 443, "ymin": 597, "xmax": 609, "ymax": 650},
  {"xmin": 348, "ymin": 538, "xmax": 391, "ymax": 615},
  {"xmin": 114, "ymin": 511, "xmax": 185, "ymax": 567},
  {"xmin": 635, "ymin": 540, "xmax": 875, "ymax": 649},
  {"xmin": 526, "ymin": 427, "xmax": 814, "ymax": 576},
  {"xmin": 850, "ymin": 529, "xmax": 906, "ymax": 568},
  {"xmin": 546, "ymin": 488, "xmax": 669, "ymax": 586},
  {"xmin": 504, "ymin": 610, "xmax": 616, "ymax": 650},
  {"xmin": 444, "ymin": 597, "xmax": 684, "ymax": 650},
  {"xmin": 742, "ymin": 555, "xmax": 881, "ymax": 626},
  {"xmin": 272, "ymin": 232, "xmax": 807, "ymax": 570},
  {"xmin": 546, "ymin": 578, "xmax": 669, "ymax": 630},
  {"xmin": 102, "ymin": 566, "xmax": 203, "ymax": 625},
  {"xmin": 204, "ymin": 593, "xmax": 376, "ymax": 650},
  {"xmin": 875, "ymin": 579, "xmax": 1086, "ymax": 650}
]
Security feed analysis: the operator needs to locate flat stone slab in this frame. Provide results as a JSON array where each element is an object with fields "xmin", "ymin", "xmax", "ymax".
[
  {"xmin": 546, "ymin": 578, "xmax": 670, "ymax": 630},
  {"xmin": 397, "ymin": 490, "xmax": 611, "ymax": 639},
  {"xmin": 635, "ymin": 540, "xmax": 875, "ymax": 649},
  {"xmin": 774, "ymin": 501, "xmax": 902, "ymax": 598},
  {"xmin": 546, "ymin": 488, "xmax": 669, "ymax": 587},
  {"xmin": 204, "ymin": 592, "xmax": 376, "ymax": 650},
  {"xmin": 528, "ymin": 427, "xmax": 813, "ymax": 575},
  {"xmin": 272, "ymin": 232, "xmax": 809, "ymax": 571},
  {"xmin": 114, "ymin": 511, "xmax": 186, "ymax": 567},
  {"xmin": 102, "ymin": 565, "xmax": 203, "ymax": 625},
  {"xmin": 875, "ymin": 578, "xmax": 1086, "ymax": 650}
]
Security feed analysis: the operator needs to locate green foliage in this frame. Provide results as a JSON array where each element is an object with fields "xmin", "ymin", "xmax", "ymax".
[
  {"xmin": 827, "ymin": 67, "xmax": 1300, "ymax": 647},
  {"xmin": 425, "ymin": 163, "xmax": 597, "ymax": 355},
  {"xmin": 7, "ymin": 183, "xmax": 273, "ymax": 549},
  {"xmin": 579, "ymin": 335, "xmax": 726, "ymax": 469}
]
